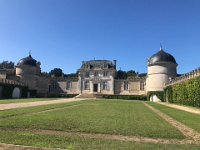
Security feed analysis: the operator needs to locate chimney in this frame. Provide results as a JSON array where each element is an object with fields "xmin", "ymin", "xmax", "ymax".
[{"xmin": 113, "ymin": 60, "xmax": 117, "ymax": 69}]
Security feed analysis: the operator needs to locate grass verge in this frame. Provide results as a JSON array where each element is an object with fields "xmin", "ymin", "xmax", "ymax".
[{"xmin": 148, "ymin": 102, "xmax": 200, "ymax": 133}]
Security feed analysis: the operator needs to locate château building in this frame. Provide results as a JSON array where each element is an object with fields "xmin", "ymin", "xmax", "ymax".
[{"xmin": 0, "ymin": 48, "xmax": 180, "ymax": 100}]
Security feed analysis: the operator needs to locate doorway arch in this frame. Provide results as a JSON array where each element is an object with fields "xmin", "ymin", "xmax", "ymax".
[{"xmin": 12, "ymin": 87, "xmax": 21, "ymax": 98}]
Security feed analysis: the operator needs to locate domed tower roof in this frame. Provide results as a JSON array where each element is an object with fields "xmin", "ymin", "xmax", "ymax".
[
  {"xmin": 148, "ymin": 48, "xmax": 177, "ymax": 66},
  {"xmin": 17, "ymin": 54, "xmax": 37, "ymax": 67}
]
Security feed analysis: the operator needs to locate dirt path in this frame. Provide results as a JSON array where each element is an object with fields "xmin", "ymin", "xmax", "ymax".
[
  {"xmin": 158, "ymin": 102, "xmax": 200, "ymax": 115},
  {"xmin": 0, "ymin": 143, "xmax": 64, "ymax": 150},
  {"xmin": 0, "ymin": 98, "xmax": 90, "ymax": 111},
  {"xmin": 34, "ymin": 129, "xmax": 198, "ymax": 145},
  {"xmin": 144, "ymin": 102, "xmax": 200, "ymax": 142}
]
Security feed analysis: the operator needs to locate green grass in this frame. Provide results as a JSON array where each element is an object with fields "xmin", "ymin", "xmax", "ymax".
[
  {"xmin": 148, "ymin": 102, "xmax": 200, "ymax": 133},
  {"xmin": 0, "ymin": 100, "xmax": 184, "ymax": 139},
  {"xmin": 0, "ymin": 98, "xmax": 62, "ymax": 104},
  {"xmin": 0, "ymin": 130, "xmax": 199, "ymax": 150}
]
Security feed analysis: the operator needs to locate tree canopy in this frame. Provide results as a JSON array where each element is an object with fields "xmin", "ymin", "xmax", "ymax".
[
  {"xmin": 0, "ymin": 61, "xmax": 15, "ymax": 69},
  {"xmin": 116, "ymin": 70, "xmax": 139, "ymax": 79},
  {"xmin": 49, "ymin": 68, "xmax": 63, "ymax": 77}
]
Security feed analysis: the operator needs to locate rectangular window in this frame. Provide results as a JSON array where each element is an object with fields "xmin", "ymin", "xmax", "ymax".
[
  {"xmin": 103, "ymin": 72, "xmax": 108, "ymax": 77},
  {"xmin": 124, "ymin": 81, "xmax": 129, "ymax": 91},
  {"xmin": 102, "ymin": 81, "xmax": 108, "ymax": 90},
  {"xmin": 85, "ymin": 72, "xmax": 90, "ymax": 77},
  {"xmin": 52, "ymin": 82, "xmax": 57, "ymax": 89},
  {"xmin": 85, "ymin": 81, "xmax": 90, "ymax": 90},
  {"xmin": 66, "ymin": 81, "xmax": 72, "ymax": 90},
  {"xmin": 140, "ymin": 82, "xmax": 144, "ymax": 91},
  {"xmin": 94, "ymin": 71, "xmax": 98, "ymax": 77}
]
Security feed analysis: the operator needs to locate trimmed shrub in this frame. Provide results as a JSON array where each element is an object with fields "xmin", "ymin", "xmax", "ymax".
[
  {"xmin": 102, "ymin": 95, "xmax": 147, "ymax": 101},
  {"xmin": 164, "ymin": 76, "xmax": 200, "ymax": 107}
]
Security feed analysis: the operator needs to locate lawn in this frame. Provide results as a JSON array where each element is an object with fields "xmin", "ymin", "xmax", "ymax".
[
  {"xmin": 0, "ymin": 100, "xmax": 184, "ymax": 139},
  {"xmin": 0, "ymin": 98, "xmax": 61, "ymax": 104},
  {"xmin": 0, "ymin": 130, "xmax": 200, "ymax": 150},
  {"xmin": 0, "ymin": 100, "xmax": 200, "ymax": 149},
  {"xmin": 149, "ymin": 102, "xmax": 200, "ymax": 133}
]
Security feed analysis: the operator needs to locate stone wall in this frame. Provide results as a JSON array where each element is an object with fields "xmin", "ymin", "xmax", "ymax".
[
  {"xmin": 166, "ymin": 67, "xmax": 200, "ymax": 86},
  {"xmin": 114, "ymin": 77, "xmax": 146, "ymax": 95}
]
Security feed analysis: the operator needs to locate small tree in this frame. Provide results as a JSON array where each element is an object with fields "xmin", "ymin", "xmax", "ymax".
[
  {"xmin": 116, "ymin": 70, "xmax": 127, "ymax": 79},
  {"xmin": 0, "ymin": 61, "xmax": 15, "ymax": 69},
  {"xmin": 49, "ymin": 68, "xmax": 63, "ymax": 77},
  {"xmin": 127, "ymin": 70, "xmax": 137, "ymax": 77}
]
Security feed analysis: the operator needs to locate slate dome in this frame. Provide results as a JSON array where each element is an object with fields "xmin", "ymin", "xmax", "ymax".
[
  {"xmin": 17, "ymin": 54, "xmax": 37, "ymax": 67},
  {"xmin": 148, "ymin": 48, "xmax": 177, "ymax": 66}
]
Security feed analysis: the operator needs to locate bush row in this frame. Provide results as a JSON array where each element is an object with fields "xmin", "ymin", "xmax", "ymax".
[
  {"xmin": 0, "ymin": 84, "xmax": 28, "ymax": 99},
  {"xmin": 102, "ymin": 95, "xmax": 147, "ymax": 101},
  {"xmin": 164, "ymin": 76, "xmax": 200, "ymax": 107}
]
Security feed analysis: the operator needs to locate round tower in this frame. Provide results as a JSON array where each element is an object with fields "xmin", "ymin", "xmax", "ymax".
[
  {"xmin": 16, "ymin": 54, "xmax": 41, "ymax": 76},
  {"xmin": 16, "ymin": 54, "xmax": 41, "ymax": 90},
  {"xmin": 146, "ymin": 48, "xmax": 177, "ymax": 102}
]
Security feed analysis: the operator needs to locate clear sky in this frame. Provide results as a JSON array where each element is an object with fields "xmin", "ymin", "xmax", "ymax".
[{"xmin": 0, "ymin": 0, "xmax": 199, "ymax": 74}]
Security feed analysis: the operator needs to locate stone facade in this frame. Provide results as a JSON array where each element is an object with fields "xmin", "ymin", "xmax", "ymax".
[
  {"xmin": 78, "ymin": 60, "xmax": 116, "ymax": 95},
  {"xmin": 1, "ymin": 48, "xmax": 189, "ymax": 99}
]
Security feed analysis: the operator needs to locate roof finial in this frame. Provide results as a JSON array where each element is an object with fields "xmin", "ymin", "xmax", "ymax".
[
  {"xmin": 29, "ymin": 50, "xmax": 31, "ymax": 56},
  {"xmin": 160, "ymin": 43, "xmax": 163, "ymax": 51}
]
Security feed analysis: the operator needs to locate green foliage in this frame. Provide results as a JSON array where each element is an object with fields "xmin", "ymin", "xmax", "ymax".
[
  {"xmin": 116, "ymin": 70, "xmax": 128, "ymax": 79},
  {"xmin": 41, "ymin": 72, "xmax": 50, "ymax": 78},
  {"xmin": 64, "ymin": 71, "xmax": 79, "ymax": 77},
  {"xmin": 147, "ymin": 91, "xmax": 164, "ymax": 102},
  {"xmin": 102, "ymin": 95, "xmax": 147, "ymax": 101},
  {"xmin": 164, "ymin": 76, "xmax": 200, "ymax": 107},
  {"xmin": 0, "ymin": 84, "xmax": 28, "ymax": 99},
  {"xmin": 127, "ymin": 70, "xmax": 138, "ymax": 77},
  {"xmin": 116, "ymin": 70, "xmax": 140, "ymax": 79},
  {"xmin": 49, "ymin": 68, "xmax": 63, "ymax": 77},
  {"xmin": 149, "ymin": 103, "xmax": 200, "ymax": 133},
  {"xmin": 0, "ymin": 61, "xmax": 15, "ymax": 69}
]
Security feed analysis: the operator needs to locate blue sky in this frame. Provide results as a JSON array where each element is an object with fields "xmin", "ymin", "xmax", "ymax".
[{"xmin": 0, "ymin": 0, "xmax": 200, "ymax": 74}]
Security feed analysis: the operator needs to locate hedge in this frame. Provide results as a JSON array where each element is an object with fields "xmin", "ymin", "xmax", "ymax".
[
  {"xmin": 164, "ymin": 76, "xmax": 200, "ymax": 107},
  {"xmin": 0, "ymin": 84, "xmax": 28, "ymax": 99},
  {"xmin": 102, "ymin": 95, "xmax": 147, "ymax": 101}
]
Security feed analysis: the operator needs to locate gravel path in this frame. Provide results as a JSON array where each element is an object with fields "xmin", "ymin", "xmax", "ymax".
[
  {"xmin": 158, "ymin": 102, "xmax": 200, "ymax": 115},
  {"xmin": 144, "ymin": 102, "xmax": 200, "ymax": 142},
  {"xmin": 0, "ymin": 98, "xmax": 90, "ymax": 111}
]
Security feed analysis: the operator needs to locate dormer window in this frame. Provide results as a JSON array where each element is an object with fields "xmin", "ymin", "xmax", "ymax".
[
  {"xmin": 85, "ymin": 72, "xmax": 90, "ymax": 77},
  {"xmin": 103, "ymin": 72, "xmax": 108, "ymax": 77}
]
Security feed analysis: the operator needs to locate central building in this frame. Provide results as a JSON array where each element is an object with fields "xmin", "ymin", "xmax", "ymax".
[{"xmin": 78, "ymin": 60, "xmax": 116, "ymax": 95}]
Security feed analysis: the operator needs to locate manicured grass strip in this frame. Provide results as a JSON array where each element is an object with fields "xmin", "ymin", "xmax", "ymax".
[
  {"xmin": 148, "ymin": 102, "xmax": 200, "ymax": 133},
  {"xmin": 0, "ymin": 130, "xmax": 199, "ymax": 150},
  {"xmin": 0, "ymin": 98, "xmax": 62, "ymax": 104},
  {"xmin": 0, "ymin": 100, "xmax": 89, "ymax": 118},
  {"xmin": 0, "ymin": 100, "xmax": 185, "ymax": 139}
]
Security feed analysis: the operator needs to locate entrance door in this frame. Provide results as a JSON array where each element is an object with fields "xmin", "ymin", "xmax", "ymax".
[{"xmin": 93, "ymin": 84, "xmax": 98, "ymax": 92}]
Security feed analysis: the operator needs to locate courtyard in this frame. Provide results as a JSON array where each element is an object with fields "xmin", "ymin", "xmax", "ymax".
[{"xmin": 0, "ymin": 98, "xmax": 200, "ymax": 150}]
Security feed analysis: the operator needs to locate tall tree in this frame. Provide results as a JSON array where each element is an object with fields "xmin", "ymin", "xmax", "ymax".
[
  {"xmin": 116, "ymin": 70, "xmax": 128, "ymax": 79},
  {"xmin": 0, "ymin": 61, "xmax": 15, "ymax": 69},
  {"xmin": 127, "ymin": 70, "xmax": 138, "ymax": 77},
  {"xmin": 49, "ymin": 68, "xmax": 63, "ymax": 77}
]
